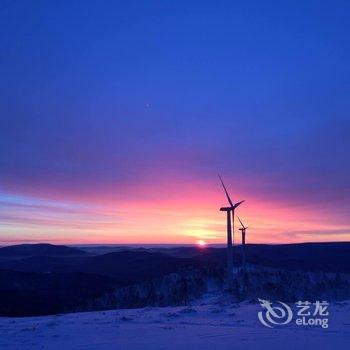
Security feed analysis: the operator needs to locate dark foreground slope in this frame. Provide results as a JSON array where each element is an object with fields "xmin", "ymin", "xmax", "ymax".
[{"xmin": 0, "ymin": 270, "xmax": 116, "ymax": 316}]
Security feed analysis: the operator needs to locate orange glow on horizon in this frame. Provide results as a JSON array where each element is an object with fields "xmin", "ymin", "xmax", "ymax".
[{"xmin": 1, "ymin": 176, "xmax": 349, "ymax": 246}]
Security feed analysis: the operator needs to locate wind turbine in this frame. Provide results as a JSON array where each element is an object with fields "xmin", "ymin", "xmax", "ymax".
[
  {"xmin": 237, "ymin": 216, "xmax": 248, "ymax": 269},
  {"xmin": 218, "ymin": 175, "xmax": 244, "ymax": 286}
]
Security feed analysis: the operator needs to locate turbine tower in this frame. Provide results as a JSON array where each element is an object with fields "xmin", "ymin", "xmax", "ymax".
[
  {"xmin": 218, "ymin": 175, "xmax": 244, "ymax": 287},
  {"xmin": 237, "ymin": 216, "xmax": 248, "ymax": 270}
]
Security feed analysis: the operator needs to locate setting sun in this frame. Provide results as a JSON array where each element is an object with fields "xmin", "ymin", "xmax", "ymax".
[{"xmin": 197, "ymin": 240, "xmax": 207, "ymax": 247}]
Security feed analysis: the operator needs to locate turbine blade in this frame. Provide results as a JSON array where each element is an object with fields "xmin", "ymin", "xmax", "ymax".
[
  {"xmin": 233, "ymin": 200, "xmax": 244, "ymax": 209},
  {"xmin": 237, "ymin": 216, "xmax": 244, "ymax": 228},
  {"xmin": 218, "ymin": 174, "xmax": 234, "ymax": 207}
]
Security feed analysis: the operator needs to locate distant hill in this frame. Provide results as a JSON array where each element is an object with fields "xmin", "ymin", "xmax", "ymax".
[
  {"xmin": 0, "ymin": 243, "xmax": 88, "ymax": 259},
  {"xmin": 74, "ymin": 250, "xmax": 200, "ymax": 282},
  {"xmin": 0, "ymin": 249, "xmax": 199, "ymax": 281},
  {"xmin": 0, "ymin": 255, "xmax": 89, "ymax": 273},
  {"xmin": 153, "ymin": 242, "xmax": 350, "ymax": 272},
  {"xmin": 1, "ymin": 242, "xmax": 350, "ymax": 272},
  {"xmin": 242, "ymin": 242, "xmax": 350, "ymax": 272}
]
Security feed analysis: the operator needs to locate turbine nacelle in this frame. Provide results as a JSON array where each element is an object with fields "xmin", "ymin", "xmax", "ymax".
[
  {"xmin": 220, "ymin": 207, "xmax": 232, "ymax": 212},
  {"xmin": 220, "ymin": 201, "xmax": 244, "ymax": 211}
]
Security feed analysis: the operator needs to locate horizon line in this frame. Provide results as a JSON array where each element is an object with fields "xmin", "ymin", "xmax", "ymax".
[{"xmin": 1, "ymin": 240, "xmax": 350, "ymax": 248}]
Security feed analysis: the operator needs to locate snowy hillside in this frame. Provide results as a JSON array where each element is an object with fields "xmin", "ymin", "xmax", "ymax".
[{"xmin": 1, "ymin": 294, "xmax": 349, "ymax": 350}]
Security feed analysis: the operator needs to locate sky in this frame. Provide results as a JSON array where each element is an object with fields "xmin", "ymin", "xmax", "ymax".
[{"xmin": 0, "ymin": 0, "xmax": 349, "ymax": 245}]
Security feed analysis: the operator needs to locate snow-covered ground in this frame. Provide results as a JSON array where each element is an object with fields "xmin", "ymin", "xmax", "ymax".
[{"xmin": 0, "ymin": 294, "xmax": 349, "ymax": 350}]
